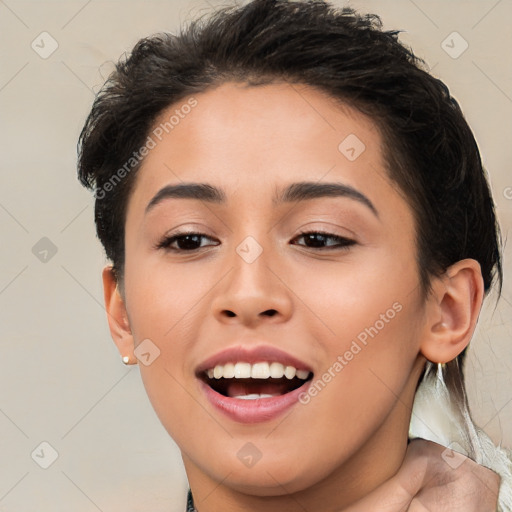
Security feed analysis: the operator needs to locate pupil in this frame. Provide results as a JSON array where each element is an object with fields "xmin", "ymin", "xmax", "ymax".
[
  {"xmin": 306, "ymin": 234, "xmax": 325, "ymax": 247},
  {"xmin": 179, "ymin": 235, "xmax": 200, "ymax": 250}
]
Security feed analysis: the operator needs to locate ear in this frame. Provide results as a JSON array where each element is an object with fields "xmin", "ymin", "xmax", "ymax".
[
  {"xmin": 420, "ymin": 259, "xmax": 484, "ymax": 364},
  {"xmin": 102, "ymin": 266, "xmax": 137, "ymax": 365}
]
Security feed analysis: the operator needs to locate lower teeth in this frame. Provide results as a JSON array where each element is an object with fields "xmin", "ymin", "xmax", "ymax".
[{"xmin": 232, "ymin": 393, "xmax": 276, "ymax": 400}]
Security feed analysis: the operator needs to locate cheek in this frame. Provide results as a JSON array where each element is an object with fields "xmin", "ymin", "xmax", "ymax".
[
  {"xmin": 123, "ymin": 254, "xmax": 245, "ymax": 437},
  {"xmin": 288, "ymin": 243, "xmax": 420, "ymax": 345},
  {"xmin": 124, "ymin": 255, "xmax": 214, "ymax": 342},
  {"xmin": 329, "ymin": 302, "xmax": 420, "ymax": 406},
  {"xmin": 291, "ymin": 253, "xmax": 423, "ymax": 429}
]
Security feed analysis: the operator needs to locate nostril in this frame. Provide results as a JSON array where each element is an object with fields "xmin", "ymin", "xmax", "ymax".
[{"xmin": 221, "ymin": 309, "xmax": 278, "ymax": 319}]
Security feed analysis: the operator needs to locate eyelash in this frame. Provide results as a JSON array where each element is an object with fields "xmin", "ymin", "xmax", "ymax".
[{"xmin": 155, "ymin": 229, "xmax": 356, "ymax": 252}]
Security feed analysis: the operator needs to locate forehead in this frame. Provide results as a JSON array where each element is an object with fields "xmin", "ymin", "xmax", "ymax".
[
  {"xmin": 129, "ymin": 81, "xmax": 394, "ymax": 208},
  {"xmin": 123, "ymin": 81, "xmax": 418, "ymax": 274}
]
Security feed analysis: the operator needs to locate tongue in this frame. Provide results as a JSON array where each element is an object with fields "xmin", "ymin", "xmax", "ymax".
[{"xmin": 226, "ymin": 379, "xmax": 297, "ymax": 398}]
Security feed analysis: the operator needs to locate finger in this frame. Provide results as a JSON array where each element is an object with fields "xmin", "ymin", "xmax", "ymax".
[
  {"xmin": 341, "ymin": 476, "xmax": 412, "ymax": 512},
  {"xmin": 407, "ymin": 499, "xmax": 432, "ymax": 512}
]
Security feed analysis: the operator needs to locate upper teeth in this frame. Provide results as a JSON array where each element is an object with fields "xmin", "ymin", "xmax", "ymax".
[{"xmin": 206, "ymin": 362, "xmax": 310, "ymax": 380}]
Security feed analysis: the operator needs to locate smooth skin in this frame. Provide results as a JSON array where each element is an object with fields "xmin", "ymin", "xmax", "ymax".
[{"xmin": 102, "ymin": 82, "xmax": 498, "ymax": 511}]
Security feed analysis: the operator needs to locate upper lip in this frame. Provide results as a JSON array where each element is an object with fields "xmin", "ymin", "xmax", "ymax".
[{"xmin": 195, "ymin": 345, "xmax": 313, "ymax": 375}]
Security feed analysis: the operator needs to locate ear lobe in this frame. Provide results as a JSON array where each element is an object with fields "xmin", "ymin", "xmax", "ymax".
[
  {"xmin": 102, "ymin": 266, "xmax": 136, "ymax": 364},
  {"xmin": 420, "ymin": 259, "xmax": 484, "ymax": 364}
]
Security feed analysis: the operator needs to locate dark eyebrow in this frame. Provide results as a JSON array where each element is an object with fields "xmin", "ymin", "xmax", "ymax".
[
  {"xmin": 274, "ymin": 181, "xmax": 379, "ymax": 218},
  {"xmin": 145, "ymin": 181, "xmax": 378, "ymax": 218},
  {"xmin": 145, "ymin": 183, "xmax": 226, "ymax": 214}
]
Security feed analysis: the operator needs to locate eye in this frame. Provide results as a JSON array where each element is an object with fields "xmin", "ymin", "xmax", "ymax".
[
  {"xmin": 155, "ymin": 230, "xmax": 355, "ymax": 252},
  {"xmin": 155, "ymin": 231, "xmax": 219, "ymax": 252},
  {"xmin": 291, "ymin": 230, "xmax": 356, "ymax": 250}
]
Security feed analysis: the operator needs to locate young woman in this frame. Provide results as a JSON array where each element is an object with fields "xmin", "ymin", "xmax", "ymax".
[{"xmin": 77, "ymin": 0, "xmax": 512, "ymax": 510}]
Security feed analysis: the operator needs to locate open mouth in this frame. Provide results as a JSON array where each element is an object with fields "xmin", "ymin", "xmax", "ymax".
[{"xmin": 199, "ymin": 362, "xmax": 313, "ymax": 399}]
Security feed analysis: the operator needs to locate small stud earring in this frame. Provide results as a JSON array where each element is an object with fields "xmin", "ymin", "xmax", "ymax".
[{"xmin": 122, "ymin": 355, "xmax": 130, "ymax": 365}]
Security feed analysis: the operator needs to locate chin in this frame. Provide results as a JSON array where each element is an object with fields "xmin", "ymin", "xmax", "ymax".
[
  {"xmin": 199, "ymin": 447, "xmax": 327, "ymax": 496},
  {"xmin": 223, "ymin": 467, "xmax": 315, "ymax": 497}
]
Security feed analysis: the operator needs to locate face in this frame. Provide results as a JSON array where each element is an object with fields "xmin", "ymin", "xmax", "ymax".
[{"xmin": 119, "ymin": 82, "xmax": 429, "ymax": 500}]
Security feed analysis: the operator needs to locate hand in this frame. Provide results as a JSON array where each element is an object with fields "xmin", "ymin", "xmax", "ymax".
[{"xmin": 344, "ymin": 438, "xmax": 500, "ymax": 511}]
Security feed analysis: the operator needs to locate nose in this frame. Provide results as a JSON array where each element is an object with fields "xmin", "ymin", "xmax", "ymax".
[{"xmin": 211, "ymin": 241, "xmax": 293, "ymax": 328}]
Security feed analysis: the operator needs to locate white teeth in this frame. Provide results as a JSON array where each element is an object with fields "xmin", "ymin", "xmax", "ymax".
[
  {"xmin": 251, "ymin": 362, "xmax": 270, "ymax": 379},
  {"xmin": 234, "ymin": 362, "xmax": 252, "ymax": 379},
  {"xmin": 232, "ymin": 393, "xmax": 275, "ymax": 400},
  {"xmin": 284, "ymin": 365, "xmax": 296, "ymax": 379},
  {"xmin": 205, "ymin": 361, "xmax": 311, "ymax": 380},
  {"xmin": 269, "ymin": 362, "xmax": 285, "ymax": 378},
  {"xmin": 223, "ymin": 362, "xmax": 235, "ymax": 379}
]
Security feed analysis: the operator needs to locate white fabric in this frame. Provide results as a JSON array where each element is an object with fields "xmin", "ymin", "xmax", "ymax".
[{"xmin": 409, "ymin": 367, "xmax": 512, "ymax": 511}]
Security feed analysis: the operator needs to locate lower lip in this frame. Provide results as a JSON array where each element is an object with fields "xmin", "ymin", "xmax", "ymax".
[{"xmin": 199, "ymin": 379, "xmax": 312, "ymax": 424}]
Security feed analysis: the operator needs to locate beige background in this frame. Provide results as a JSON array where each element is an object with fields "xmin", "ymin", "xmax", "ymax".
[{"xmin": 0, "ymin": 0, "xmax": 511, "ymax": 510}]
